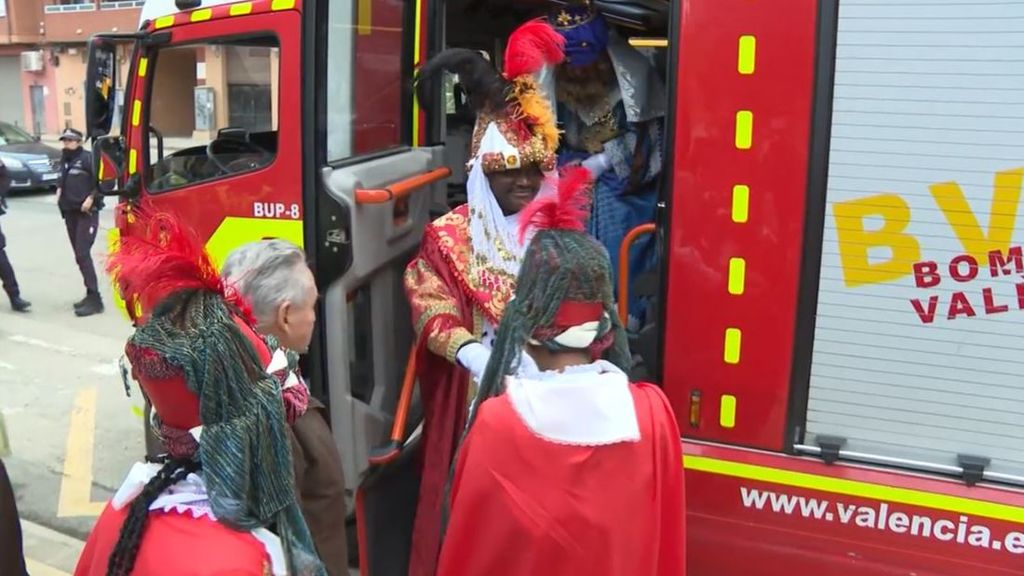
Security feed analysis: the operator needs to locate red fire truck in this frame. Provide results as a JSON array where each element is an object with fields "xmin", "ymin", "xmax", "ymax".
[{"xmin": 84, "ymin": 0, "xmax": 1024, "ymax": 574}]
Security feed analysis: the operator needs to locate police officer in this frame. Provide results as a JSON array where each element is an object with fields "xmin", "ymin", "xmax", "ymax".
[
  {"xmin": 0, "ymin": 158, "xmax": 31, "ymax": 313},
  {"xmin": 56, "ymin": 128, "xmax": 104, "ymax": 317}
]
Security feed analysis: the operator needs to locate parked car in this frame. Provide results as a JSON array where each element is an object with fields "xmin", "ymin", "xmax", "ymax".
[{"xmin": 0, "ymin": 122, "xmax": 61, "ymax": 192}]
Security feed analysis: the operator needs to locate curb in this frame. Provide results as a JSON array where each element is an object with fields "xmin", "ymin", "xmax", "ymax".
[{"xmin": 20, "ymin": 518, "xmax": 84, "ymax": 574}]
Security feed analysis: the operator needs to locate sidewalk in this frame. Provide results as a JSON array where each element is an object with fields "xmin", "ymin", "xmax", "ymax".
[{"xmin": 21, "ymin": 518, "xmax": 85, "ymax": 576}]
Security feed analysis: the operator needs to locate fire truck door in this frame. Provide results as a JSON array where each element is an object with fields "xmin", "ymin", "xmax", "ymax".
[
  {"xmin": 317, "ymin": 147, "xmax": 447, "ymax": 574},
  {"xmin": 318, "ymin": 148, "xmax": 447, "ymax": 489}
]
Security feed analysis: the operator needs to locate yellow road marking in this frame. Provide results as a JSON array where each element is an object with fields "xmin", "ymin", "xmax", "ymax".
[
  {"xmin": 26, "ymin": 558, "xmax": 71, "ymax": 576},
  {"xmin": 57, "ymin": 387, "xmax": 106, "ymax": 518}
]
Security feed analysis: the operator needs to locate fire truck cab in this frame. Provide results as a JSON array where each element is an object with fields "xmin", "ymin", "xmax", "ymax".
[{"xmin": 85, "ymin": 0, "xmax": 1024, "ymax": 574}]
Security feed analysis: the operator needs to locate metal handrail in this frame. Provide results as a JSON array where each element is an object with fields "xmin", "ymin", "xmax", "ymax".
[
  {"xmin": 354, "ymin": 167, "xmax": 451, "ymax": 205},
  {"xmin": 617, "ymin": 223, "xmax": 657, "ymax": 325},
  {"xmin": 367, "ymin": 345, "xmax": 417, "ymax": 466}
]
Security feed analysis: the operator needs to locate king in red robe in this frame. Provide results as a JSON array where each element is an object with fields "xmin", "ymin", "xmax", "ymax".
[
  {"xmin": 435, "ymin": 166, "xmax": 687, "ymax": 575},
  {"xmin": 403, "ymin": 20, "xmax": 567, "ymax": 576}
]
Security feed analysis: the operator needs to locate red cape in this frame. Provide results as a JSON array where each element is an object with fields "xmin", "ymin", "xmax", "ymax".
[
  {"xmin": 75, "ymin": 503, "xmax": 270, "ymax": 576},
  {"xmin": 436, "ymin": 382, "xmax": 686, "ymax": 576}
]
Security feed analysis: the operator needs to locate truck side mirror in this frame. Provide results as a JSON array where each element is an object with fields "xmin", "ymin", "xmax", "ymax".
[
  {"xmin": 93, "ymin": 135, "xmax": 131, "ymax": 197},
  {"xmin": 85, "ymin": 37, "xmax": 117, "ymax": 140}
]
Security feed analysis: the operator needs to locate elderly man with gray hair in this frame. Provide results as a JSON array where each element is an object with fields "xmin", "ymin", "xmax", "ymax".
[
  {"xmin": 223, "ymin": 239, "xmax": 318, "ymax": 353},
  {"xmin": 222, "ymin": 239, "xmax": 349, "ymax": 575}
]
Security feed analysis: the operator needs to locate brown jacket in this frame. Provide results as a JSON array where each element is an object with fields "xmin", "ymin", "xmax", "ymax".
[
  {"xmin": 0, "ymin": 458, "xmax": 27, "ymax": 576},
  {"xmin": 289, "ymin": 398, "xmax": 349, "ymax": 576}
]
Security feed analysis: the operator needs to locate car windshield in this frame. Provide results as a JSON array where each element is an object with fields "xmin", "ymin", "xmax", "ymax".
[{"xmin": 0, "ymin": 123, "xmax": 35, "ymax": 146}]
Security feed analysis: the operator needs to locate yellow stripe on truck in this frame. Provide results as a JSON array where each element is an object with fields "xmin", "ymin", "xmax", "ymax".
[
  {"xmin": 411, "ymin": 0, "xmax": 424, "ymax": 146},
  {"xmin": 230, "ymin": 2, "xmax": 254, "ymax": 16},
  {"xmin": 154, "ymin": 15, "xmax": 175, "ymax": 29},
  {"xmin": 684, "ymin": 455, "xmax": 1024, "ymax": 525},
  {"xmin": 204, "ymin": 217, "xmax": 304, "ymax": 270},
  {"xmin": 110, "ymin": 218, "xmax": 303, "ymax": 318},
  {"xmin": 107, "ymin": 227, "xmax": 132, "ymax": 319},
  {"xmin": 737, "ymin": 35, "xmax": 757, "ymax": 75}
]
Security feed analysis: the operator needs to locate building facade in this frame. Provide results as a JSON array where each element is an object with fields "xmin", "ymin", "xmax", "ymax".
[
  {"xmin": 0, "ymin": 0, "xmax": 141, "ymax": 136},
  {"xmin": 0, "ymin": 0, "xmax": 275, "ymax": 144}
]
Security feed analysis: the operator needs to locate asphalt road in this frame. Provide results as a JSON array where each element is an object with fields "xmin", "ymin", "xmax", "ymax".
[{"xmin": 1, "ymin": 189, "xmax": 143, "ymax": 571}]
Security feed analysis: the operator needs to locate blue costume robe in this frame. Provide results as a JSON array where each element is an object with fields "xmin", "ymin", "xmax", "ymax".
[{"xmin": 557, "ymin": 87, "xmax": 664, "ymax": 329}]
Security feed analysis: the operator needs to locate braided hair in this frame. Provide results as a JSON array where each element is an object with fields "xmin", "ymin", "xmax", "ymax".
[
  {"xmin": 442, "ymin": 232, "xmax": 630, "ymax": 533},
  {"xmin": 472, "ymin": 229, "xmax": 630, "ymax": 428},
  {"xmin": 106, "ymin": 458, "xmax": 201, "ymax": 576}
]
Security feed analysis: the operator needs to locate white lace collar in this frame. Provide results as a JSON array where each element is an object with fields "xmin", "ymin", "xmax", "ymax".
[
  {"xmin": 505, "ymin": 360, "xmax": 640, "ymax": 446},
  {"xmin": 112, "ymin": 462, "xmax": 287, "ymax": 575}
]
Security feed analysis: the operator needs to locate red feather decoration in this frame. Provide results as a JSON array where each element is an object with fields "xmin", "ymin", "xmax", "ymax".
[
  {"xmin": 503, "ymin": 18, "xmax": 565, "ymax": 79},
  {"xmin": 107, "ymin": 204, "xmax": 237, "ymax": 317},
  {"xmin": 519, "ymin": 165, "xmax": 594, "ymax": 242},
  {"xmin": 507, "ymin": 115, "xmax": 535, "ymax": 145}
]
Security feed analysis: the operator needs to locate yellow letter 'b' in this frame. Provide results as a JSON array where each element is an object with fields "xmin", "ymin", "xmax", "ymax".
[{"xmin": 834, "ymin": 193, "xmax": 921, "ymax": 288}]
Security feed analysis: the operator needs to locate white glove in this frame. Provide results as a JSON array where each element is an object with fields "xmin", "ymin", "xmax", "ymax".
[
  {"xmin": 456, "ymin": 342, "xmax": 491, "ymax": 382},
  {"xmin": 581, "ymin": 152, "xmax": 611, "ymax": 176}
]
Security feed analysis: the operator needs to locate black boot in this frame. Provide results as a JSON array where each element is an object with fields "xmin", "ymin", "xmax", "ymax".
[
  {"xmin": 74, "ymin": 293, "xmax": 104, "ymax": 317},
  {"xmin": 73, "ymin": 295, "xmax": 90, "ymax": 311},
  {"xmin": 9, "ymin": 295, "xmax": 30, "ymax": 313}
]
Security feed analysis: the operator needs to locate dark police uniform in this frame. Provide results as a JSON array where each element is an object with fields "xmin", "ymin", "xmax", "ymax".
[
  {"xmin": 0, "ymin": 159, "xmax": 29, "ymax": 312},
  {"xmin": 57, "ymin": 128, "xmax": 104, "ymax": 315}
]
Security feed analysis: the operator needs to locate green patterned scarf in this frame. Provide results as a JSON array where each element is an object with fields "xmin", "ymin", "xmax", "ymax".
[{"xmin": 130, "ymin": 289, "xmax": 325, "ymax": 576}]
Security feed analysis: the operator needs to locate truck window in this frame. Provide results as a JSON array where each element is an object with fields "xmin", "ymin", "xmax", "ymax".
[
  {"xmin": 804, "ymin": 1, "xmax": 1024, "ymax": 483},
  {"xmin": 326, "ymin": 0, "xmax": 407, "ymax": 161},
  {"xmin": 144, "ymin": 36, "xmax": 281, "ymax": 193}
]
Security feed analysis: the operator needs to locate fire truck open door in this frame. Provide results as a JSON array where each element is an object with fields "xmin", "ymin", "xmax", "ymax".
[
  {"xmin": 311, "ymin": 0, "xmax": 448, "ymax": 573},
  {"xmin": 319, "ymin": 149, "xmax": 449, "ymax": 575}
]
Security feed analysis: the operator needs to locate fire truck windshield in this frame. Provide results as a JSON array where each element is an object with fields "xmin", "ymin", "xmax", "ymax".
[{"xmin": 143, "ymin": 37, "xmax": 280, "ymax": 193}]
